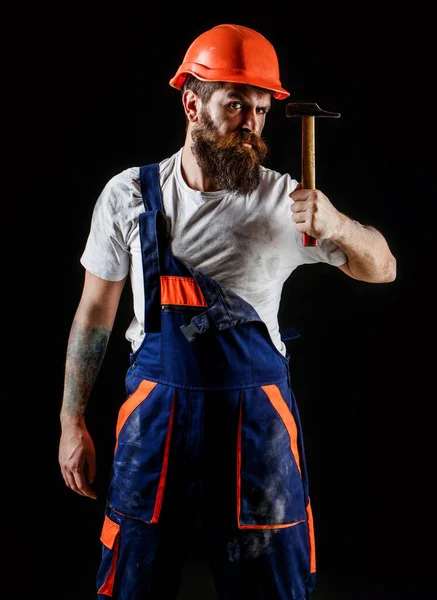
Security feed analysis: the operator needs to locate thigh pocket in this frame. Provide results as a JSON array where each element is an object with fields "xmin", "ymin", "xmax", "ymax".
[
  {"xmin": 96, "ymin": 515, "xmax": 120, "ymax": 596},
  {"xmin": 237, "ymin": 383, "xmax": 308, "ymax": 528},
  {"xmin": 107, "ymin": 379, "xmax": 176, "ymax": 523}
]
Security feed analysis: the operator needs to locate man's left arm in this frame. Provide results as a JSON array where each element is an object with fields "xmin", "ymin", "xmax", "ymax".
[
  {"xmin": 290, "ymin": 188, "xmax": 397, "ymax": 283},
  {"xmin": 333, "ymin": 218, "xmax": 396, "ymax": 283}
]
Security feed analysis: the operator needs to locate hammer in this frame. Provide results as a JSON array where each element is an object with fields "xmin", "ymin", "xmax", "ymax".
[{"xmin": 286, "ymin": 102, "xmax": 340, "ymax": 246}]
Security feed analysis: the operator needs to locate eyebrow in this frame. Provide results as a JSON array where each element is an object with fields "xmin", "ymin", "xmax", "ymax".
[{"xmin": 225, "ymin": 89, "xmax": 271, "ymax": 111}]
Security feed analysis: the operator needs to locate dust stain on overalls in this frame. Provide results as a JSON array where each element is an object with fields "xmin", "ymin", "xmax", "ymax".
[{"xmin": 96, "ymin": 164, "xmax": 316, "ymax": 600}]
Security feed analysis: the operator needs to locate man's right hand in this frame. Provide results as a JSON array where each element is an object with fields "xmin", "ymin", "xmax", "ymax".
[{"xmin": 59, "ymin": 418, "xmax": 98, "ymax": 499}]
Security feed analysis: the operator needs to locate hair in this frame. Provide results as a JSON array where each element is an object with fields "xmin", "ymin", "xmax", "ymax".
[
  {"xmin": 181, "ymin": 75, "xmax": 273, "ymax": 103},
  {"xmin": 181, "ymin": 75, "xmax": 224, "ymax": 103}
]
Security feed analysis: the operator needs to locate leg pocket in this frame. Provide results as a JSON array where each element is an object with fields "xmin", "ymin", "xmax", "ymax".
[
  {"xmin": 107, "ymin": 380, "xmax": 176, "ymax": 523},
  {"xmin": 97, "ymin": 515, "xmax": 120, "ymax": 596},
  {"xmin": 237, "ymin": 383, "xmax": 308, "ymax": 528}
]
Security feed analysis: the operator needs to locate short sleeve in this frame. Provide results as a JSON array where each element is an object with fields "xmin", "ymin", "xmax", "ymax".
[
  {"xmin": 80, "ymin": 171, "xmax": 133, "ymax": 281},
  {"xmin": 297, "ymin": 236, "xmax": 347, "ymax": 266}
]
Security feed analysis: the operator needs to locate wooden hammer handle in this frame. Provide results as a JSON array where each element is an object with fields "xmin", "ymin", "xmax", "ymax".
[{"xmin": 301, "ymin": 116, "xmax": 318, "ymax": 247}]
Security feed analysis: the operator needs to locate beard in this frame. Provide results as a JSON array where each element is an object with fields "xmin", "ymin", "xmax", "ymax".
[{"xmin": 191, "ymin": 108, "xmax": 269, "ymax": 196}]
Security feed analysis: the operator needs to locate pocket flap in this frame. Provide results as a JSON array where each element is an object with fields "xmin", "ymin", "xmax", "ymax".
[{"xmin": 100, "ymin": 516, "xmax": 120, "ymax": 550}]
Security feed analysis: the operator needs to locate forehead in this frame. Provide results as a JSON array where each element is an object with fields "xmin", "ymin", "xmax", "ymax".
[{"xmin": 212, "ymin": 82, "xmax": 272, "ymax": 106}]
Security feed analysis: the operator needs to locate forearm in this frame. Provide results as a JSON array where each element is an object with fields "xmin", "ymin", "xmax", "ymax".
[
  {"xmin": 332, "ymin": 214, "xmax": 396, "ymax": 283},
  {"xmin": 61, "ymin": 319, "xmax": 111, "ymax": 424}
]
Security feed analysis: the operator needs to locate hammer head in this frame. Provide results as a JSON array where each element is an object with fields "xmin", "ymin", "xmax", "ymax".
[{"xmin": 286, "ymin": 102, "xmax": 340, "ymax": 118}]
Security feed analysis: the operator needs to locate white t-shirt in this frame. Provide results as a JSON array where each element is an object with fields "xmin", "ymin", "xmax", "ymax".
[{"xmin": 81, "ymin": 148, "xmax": 347, "ymax": 356}]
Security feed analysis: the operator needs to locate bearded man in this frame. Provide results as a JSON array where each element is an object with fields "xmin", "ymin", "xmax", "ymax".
[{"xmin": 58, "ymin": 24, "xmax": 396, "ymax": 600}]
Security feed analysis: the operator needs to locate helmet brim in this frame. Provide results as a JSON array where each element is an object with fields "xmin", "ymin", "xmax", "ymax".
[{"xmin": 169, "ymin": 66, "xmax": 290, "ymax": 101}]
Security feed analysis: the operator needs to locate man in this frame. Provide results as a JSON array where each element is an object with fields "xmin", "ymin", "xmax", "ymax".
[{"xmin": 59, "ymin": 24, "xmax": 396, "ymax": 600}]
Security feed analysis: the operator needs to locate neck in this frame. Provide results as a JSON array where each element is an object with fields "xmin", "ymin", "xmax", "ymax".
[{"xmin": 181, "ymin": 136, "xmax": 222, "ymax": 192}]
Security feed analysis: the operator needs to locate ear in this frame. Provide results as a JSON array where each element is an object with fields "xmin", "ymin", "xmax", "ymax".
[{"xmin": 182, "ymin": 90, "xmax": 200, "ymax": 123}]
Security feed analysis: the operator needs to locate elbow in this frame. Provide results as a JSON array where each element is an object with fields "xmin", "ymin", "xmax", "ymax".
[
  {"xmin": 362, "ymin": 254, "xmax": 397, "ymax": 283},
  {"xmin": 379, "ymin": 254, "xmax": 397, "ymax": 283},
  {"xmin": 387, "ymin": 253, "xmax": 397, "ymax": 282}
]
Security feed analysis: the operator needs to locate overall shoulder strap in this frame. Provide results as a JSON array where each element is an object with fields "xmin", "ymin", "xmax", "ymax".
[
  {"xmin": 139, "ymin": 163, "xmax": 164, "ymax": 212},
  {"xmin": 138, "ymin": 162, "xmax": 166, "ymax": 333}
]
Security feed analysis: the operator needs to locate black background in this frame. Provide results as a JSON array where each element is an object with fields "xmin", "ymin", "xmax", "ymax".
[{"xmin": 7, "ymin": 5, "xmax": 434, "ymax": 599}]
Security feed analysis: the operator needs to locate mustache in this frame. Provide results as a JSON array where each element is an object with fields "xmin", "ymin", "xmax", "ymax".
[{"xmin": 215, "ymin": 130, "xmax": 267, "ymax": 154}]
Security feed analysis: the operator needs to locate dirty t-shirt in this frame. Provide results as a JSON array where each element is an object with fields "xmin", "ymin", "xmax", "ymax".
[{"xmin": 81, "ymin": 148, "xmax": 347, "ymax": 356}]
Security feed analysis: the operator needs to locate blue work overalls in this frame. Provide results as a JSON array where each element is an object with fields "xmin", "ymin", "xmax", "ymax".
[{"xmin": 96, "ymin": 163, "xmax": 317, "ymax": 600}]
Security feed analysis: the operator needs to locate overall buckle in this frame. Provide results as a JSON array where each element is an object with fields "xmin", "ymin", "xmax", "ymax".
[{"xmin": 180, "ymin": 319, "xmax": 202, "ymax": 343}]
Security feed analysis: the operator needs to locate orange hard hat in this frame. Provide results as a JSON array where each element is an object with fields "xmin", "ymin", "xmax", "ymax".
[{"xmin": 169, "ymin": 24, "xmax": 290, "ymax": 100}]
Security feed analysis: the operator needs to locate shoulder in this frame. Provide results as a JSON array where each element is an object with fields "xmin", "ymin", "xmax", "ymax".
[
  {"xmin": 95, "ymin": 151, "xmax": 179, "ymax": 213},
  {"xmin": 102, "ymin": 166, "xmax": 141, "ymax": 200},
  {"xmin": 92, "ymin": 167, "xmax": 143, "ymax": 219},
  {"xmin": 258, "ymin": 166, "xmax": 299, "ymax": 196},
  {"xmin": 112, "ymin": 151, "xmax": 180, "ymax": 192},
  {"xmin": 249, "ymin": 166, "xmax": 299, "ymax": 214},
  {"xmin": 158, "ymin": 150, "xmax": 181, "ymax": 186}
]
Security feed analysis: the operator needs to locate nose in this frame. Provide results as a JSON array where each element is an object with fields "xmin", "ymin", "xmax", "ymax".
[{"xmin": 241, "ymin": 107, "xmax": 258, "ymax": 133}]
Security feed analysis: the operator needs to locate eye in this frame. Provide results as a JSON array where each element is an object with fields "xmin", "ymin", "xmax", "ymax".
[
  {"xmin": 257, "ymin": 107, "xmax": 269, "ymax": 115},
  {"xmin": 229, "ymin": 101, "xmax": 243, "ymax": 110}
]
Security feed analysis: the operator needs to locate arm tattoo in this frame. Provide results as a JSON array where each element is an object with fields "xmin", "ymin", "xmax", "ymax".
[{"xmin": 62, "ymin": 320, "xmax": 111, "ymax": 419}]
